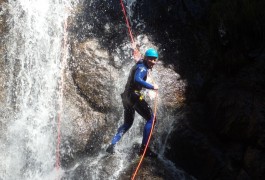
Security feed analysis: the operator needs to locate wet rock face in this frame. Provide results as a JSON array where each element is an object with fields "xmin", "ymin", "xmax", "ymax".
[
  {"xmin": 154, "ymin": 64, "xmax": 186, "ymax": 108},
  {"xmin": 0, "ymin": 0, "xmax": 8, "ymax": 105},
  {"xmin": 209, "ymin": 61, "xmax": 265, "ymax": 143},
  {"xmin": 61, "ymin": 68, "xmax": 109, "ymax": 166},
  {"xmin": 66, "ymin": 35, "xmax": 184, "ymax": 150},
  {"xmin": 0, "ymin": 1, "xmax": 8, "ymax": 35},
  {"xmin": 244, "ymin": 147, "xmax": 265, "ymax": 179},
  {"xmin": 163, "ymin": 0, "xmax": 265, "ymax": 179},
  {"xmin": 61, "ymin": 36, "xmax": 122, "ymax": 166},
  {"xmin": 70, "ymin": 38, "xmax": 118, "ymax": 112},
  {"xmin": 0, "ymin": 48, "xmax": 6, "ymax": 104},
  {"xmin": 64, "ymin": 0, "xmax": 265, "ymax": 179},
  {"xmin": 61, "ymin": 0, "xmax": 187, "ymax": 172},
  {"xmin": 166, "ymin": 58, "xmax": 265, "ymax": 179},
  {"xmin": 137, "ymin": 0, "xmax": 209, "ymax": 24},
  {"xmin": 70, "ymin": 0, "xmax": 125, "ymax": 45},
  {"xmin": 207, "ymin": 59, "xmax": 265, "ymax": 179}
]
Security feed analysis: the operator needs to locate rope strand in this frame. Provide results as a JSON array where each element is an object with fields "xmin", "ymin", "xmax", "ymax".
[
  {"xmin": 119, "ymin": 0, "xmax": 142, "ymax": 61},
  {"xmin": 56, "ymin": 15, "xmax": 68, "ymax": 179},
  {"xmin": 120, "ymin": 0, "xmax": 135, "ymax": 48}
]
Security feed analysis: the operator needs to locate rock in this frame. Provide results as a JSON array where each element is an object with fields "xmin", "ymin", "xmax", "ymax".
[
  {"xmin": 165, "ymin": 119, "xmax": 229, "ymax": 179},
  {"xmin": 153, "ymin": 63, "xmax": 186, "ymax": 108},
  {"xmin": 236, "ymin": 169, "xmax": 251, "ymax": 180},
  {"xmin": 0, "ymin": 0, "xmax": 8, "ymax": 103},
  {"xmin": 70, "ymin": 38, "xmax": 119, "ymax": 112},
  {"xmin": 244, "ymin": 147, "xmax": 265, "ymax": 179}
]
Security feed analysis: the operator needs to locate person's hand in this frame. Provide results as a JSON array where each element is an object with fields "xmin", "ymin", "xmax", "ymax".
[{"xmin": 153, "ymin": 84, "xmax": 159, "ymax": 90}]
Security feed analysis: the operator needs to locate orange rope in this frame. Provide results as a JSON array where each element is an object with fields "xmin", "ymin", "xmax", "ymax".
[
  {"xmin": 119, "ymin": 0, "xmax": 141, "ymax": 61},
  {"xmin": 131, "ymin": 90, "xmax": 158, "ymax": 180},
  {"xmin": 56, "ymin": 16, "xmax": 68, "ymax": 177},
  {"xmin": 119, "ymin": 0, "xmax": 135, "ymax": 48}
]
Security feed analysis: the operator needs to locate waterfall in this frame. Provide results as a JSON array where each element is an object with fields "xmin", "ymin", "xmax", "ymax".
[
  {"xmin": 0, "ymin": 0, "xmax": 196, "ymax": 179},
  {"xmin": 0, "ymin": 0, "xmax": 73, "ymax": 179}
]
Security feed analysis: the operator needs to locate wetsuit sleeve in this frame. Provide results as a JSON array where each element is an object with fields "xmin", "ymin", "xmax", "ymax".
[{"xmin": 134, "ymin": 66, "xmax": 154, "ymax": 89}]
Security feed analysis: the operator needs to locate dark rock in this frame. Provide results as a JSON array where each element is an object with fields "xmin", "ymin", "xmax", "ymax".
[{"xmin": 244, "ymin": 147, "xmax": 265, "ymax": 180}]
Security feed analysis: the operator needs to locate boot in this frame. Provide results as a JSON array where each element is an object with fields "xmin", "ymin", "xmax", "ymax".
[
  {"xmin": 106, "ymin": 144, "xmax": 115, "ymax": 154},
  {"xmin": 138, "ymin": 145, "xmax": 157, "ymax": 158}
]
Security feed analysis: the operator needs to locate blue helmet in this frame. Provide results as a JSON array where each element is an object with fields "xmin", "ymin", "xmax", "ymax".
[{"xmin": 145, "ymin": 48, "xmax": 158, "ymax": 59}]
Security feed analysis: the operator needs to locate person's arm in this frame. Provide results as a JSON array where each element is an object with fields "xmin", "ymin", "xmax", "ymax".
[{"xmin": 134, "ymin": 66, "xmax": 154, "ymax": 89}]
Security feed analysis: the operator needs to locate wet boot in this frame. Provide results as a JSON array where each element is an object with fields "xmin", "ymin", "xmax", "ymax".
[
  {"xmin": 106, "ymin": 144, "xmax": 115, "ymax": 154},
  {"xmin": 138, "ymin": 145, "xmax": 157, "ymax": 158}
]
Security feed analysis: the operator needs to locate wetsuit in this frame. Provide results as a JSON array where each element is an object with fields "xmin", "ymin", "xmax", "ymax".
[{"xmin": 111, "ymin": 60, "xmax": 155, "ymax": 146}]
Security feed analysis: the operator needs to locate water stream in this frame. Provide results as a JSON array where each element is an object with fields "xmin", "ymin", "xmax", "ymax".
[{"xmin": 0, "ymin": 0, "xmax": 73, "ymax": 179}]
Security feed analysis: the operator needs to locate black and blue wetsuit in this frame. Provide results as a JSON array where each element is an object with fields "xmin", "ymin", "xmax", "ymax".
[{"xmin": 110, "ymin": 60, "xmax": 155, "ymax": 146}]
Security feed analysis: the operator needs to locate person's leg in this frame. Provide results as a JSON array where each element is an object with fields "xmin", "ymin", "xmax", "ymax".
[
  {"xmin": 133, "ymin": 97, "xmax": 157, "ymax": 157},
  {"xmin": 133, "ymin": 97, "xmax": 154, "ymax": 144},
  {"xmin": 106, "ymin": 106, "xmax": 135, "ymax": 153},
  {"xmin": 141, "ymin": 115, "xmax": 155, "ymax": 145},
  {"xmin": 111, "ymin": 107, "xmax": 134, "ymax": 144}
]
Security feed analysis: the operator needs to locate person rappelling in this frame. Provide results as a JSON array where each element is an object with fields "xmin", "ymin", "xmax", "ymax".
[{"xmin": 106, "ymin": 48, "xmax": 159, "ymax": 158}]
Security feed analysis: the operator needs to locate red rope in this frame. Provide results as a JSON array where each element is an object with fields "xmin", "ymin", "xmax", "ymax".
[
  {"xmin": 119, "ymin": 0, "xmax": 142, "ymax": 61},
  {"xmin": 56, "ymin": 16, "xmax": 68, "ymax": 177},
  {"xmin": 120, "ymin": 0, "xmax": 135, "ymax": 48},
  {"xmin": 56, "ymin": 114, "xmax": 61, "ymax": 170}
]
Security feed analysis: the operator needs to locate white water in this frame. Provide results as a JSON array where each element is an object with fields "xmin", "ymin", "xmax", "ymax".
[
  {"xmin": 124, "ymin": 0, "xmax": 137, "ymax": 19},
  {"xmin": 0, "ymin": 0, "xmax": 73, "ymax": 179}
]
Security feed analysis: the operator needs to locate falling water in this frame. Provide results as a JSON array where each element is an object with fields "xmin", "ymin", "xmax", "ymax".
[
  {"xmin": 0, "ymin": 0, "xmax": 73, "ymax": 179},
  {"xmin": 124, "ymin": 0, "xmax": 137, "ymax": 19}
]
